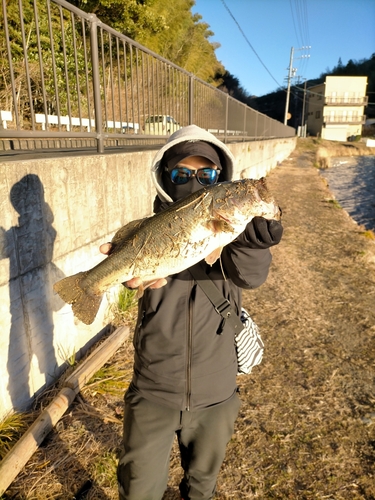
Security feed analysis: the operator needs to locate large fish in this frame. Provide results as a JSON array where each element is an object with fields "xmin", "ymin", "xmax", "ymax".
[{"xmin": 54, "ymin": 178, "xmax": 280, "ymax": 325}]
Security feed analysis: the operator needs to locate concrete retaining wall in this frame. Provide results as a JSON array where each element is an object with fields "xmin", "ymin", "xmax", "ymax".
[{"xmin": 0, "ymin": 136, "xmax": 296, "ymax": 417}]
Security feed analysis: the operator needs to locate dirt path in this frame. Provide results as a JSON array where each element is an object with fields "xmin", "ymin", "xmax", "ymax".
[
  {"xmin": 4, "ymin": 140, "xmax": 375, "ymax": 500},
  {"xmin": 216, "ymin": 141, "xmax": 375, "ymax": 499}
]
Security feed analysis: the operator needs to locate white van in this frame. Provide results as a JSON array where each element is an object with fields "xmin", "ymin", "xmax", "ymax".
[{"xmin": 144, "ymin": 115, "xmax": 181, "ymax": 135}]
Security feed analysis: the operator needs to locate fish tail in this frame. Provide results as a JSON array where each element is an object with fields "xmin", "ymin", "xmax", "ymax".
[{"xmin": 53, "ymin": 272, "xmax": 103, "ymax": 325}]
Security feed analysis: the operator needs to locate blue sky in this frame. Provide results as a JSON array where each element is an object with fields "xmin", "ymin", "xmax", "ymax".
[{"xmin": 192, "ymin": 0, "xmax": 375, "ymax": 97}]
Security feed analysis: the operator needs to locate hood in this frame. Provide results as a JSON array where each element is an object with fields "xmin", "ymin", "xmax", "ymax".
[{"xmin": 151, "ymin": 125, "xmax": 235, "ymax": 203}]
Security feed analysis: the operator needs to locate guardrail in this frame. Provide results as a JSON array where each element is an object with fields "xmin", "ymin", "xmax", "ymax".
[{"xmin": 0, "ymin": 0, "xmax": 295, "ymax": 153}]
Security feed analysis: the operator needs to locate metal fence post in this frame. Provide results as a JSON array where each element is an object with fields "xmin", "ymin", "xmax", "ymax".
[
  {"xmin": 243, "ymin": 106, "xmax": 246, "ymax": 141},
  {"xmin": 189, "ymin": 75, "xmax": 194, "ymax": 125},
  {"xmin": 89, "ymin": 14, "xmax": 104, "ymax": 153},
  {"xmin": 224, "ymin": 94, "xmax": 229, "ymax": 143}
]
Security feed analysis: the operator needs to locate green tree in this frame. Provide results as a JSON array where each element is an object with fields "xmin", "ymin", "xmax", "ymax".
[
  {"xmin": 68, "ymin": 0, "xmax": 224, "ymax": 84},
  {"xmin": 140, "ymin": 1, "xmax": 224, "ymax": 82},
  {"xmin": 0, "ymin": 0, "xmax": 93, "ymax": 121},
  {"xmin": 69, "ymin": 0, "xmax": 167, "ymax": 43}
]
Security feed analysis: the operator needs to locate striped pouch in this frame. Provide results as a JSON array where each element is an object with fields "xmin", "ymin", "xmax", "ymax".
[{"xmin": 235, "ymin": 308, "xmax": 264, "ymax": 375}]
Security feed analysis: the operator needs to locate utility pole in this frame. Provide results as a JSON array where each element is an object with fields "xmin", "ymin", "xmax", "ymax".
[
  {"xmin": 284, "ymin": 46, "xmax": 311, "ymax": 126},
  {"xmin": 284, "ymin": 47, "xmax": 295, "ymax": 125},
  {"xmin": 301, "ymin": 78, "xmax": 307, "ymax": 134}
]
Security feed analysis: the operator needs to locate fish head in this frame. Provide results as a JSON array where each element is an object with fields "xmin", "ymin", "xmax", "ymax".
[{"xmin": 211, "ymin": 178, "xmax": 281, "ymax": 227}]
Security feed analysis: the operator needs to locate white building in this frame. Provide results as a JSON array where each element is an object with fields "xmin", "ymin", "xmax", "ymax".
[{"xmin": 307, "ymin": 76, "xmax": 368, "ymax": 141}]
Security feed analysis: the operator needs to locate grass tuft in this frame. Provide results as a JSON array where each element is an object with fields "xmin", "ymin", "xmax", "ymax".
[
  {"xmin": 57, "ymin": 344, "xmax": 77, "ymax": 367},
  {"xmin": 91, "ymin": 450, "xmax": 119, "ymax": 488},
  {"xmin": 83, "ymin": 363, "xmax": 133, "ymax": 397},
  {"xmin": 108, "ymin": 286, "xmax": 138, "ymax": 327},
  {"xmin": 0, "ymin": 412, "xmax": 27, "ymax": 459},
  {"xmin": 325, "ymin": 198, "xmax": 342, "ymax": 209},
  {"xmin": 361, "ymin": 229, "xmax": 375, "ymax": 240},
  {"xmin": 117, "ymin": 286, "xmax": 137, "ymax": 312}
]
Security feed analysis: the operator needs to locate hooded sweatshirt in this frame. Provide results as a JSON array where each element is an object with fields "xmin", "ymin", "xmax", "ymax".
[{"xmin": 131, "ymin": 125, "xmax": 272, "ymax": 411}]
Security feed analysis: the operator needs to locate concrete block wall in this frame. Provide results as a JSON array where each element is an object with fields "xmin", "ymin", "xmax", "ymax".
[
  {"xmin": 229, "ymin": 138, "xmax": 297, "ymax": 179},
  {"xmin": 0, "ymin": 136, "xmax": 296, "ymax": 417}
]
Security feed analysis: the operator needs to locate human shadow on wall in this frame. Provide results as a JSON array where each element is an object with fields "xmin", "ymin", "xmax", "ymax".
[
  {"xmin": 0, "ymin": 175, "xmax": 113, "ymax": 498},
  {"xmin": 0, "ymin": 174, "xmax": 65, "ymax": 411}
]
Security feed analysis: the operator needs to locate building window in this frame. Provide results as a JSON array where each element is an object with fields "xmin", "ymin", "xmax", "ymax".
[{"xmin": 315, "ymin": 110, "xmax": 321, "ymax": 119}]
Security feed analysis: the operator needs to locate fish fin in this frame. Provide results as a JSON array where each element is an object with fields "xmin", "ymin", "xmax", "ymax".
[
  {"xmin": 143, "ymin": 279, "xmax": 159, "ymax": 290},
  {"xmin": 111, "ymin": 218, "xmax": 146, "ymax": 246},
  {"xmin": 53, "ymin": 272, "xmax": 102, "ymax": 325},
  {"xmin": 134, "ymin": 280, "xmax": 163, "ymax": 299},
  {"xmin": 136, "ymin": 283, "xmax": 145, "ymax": 299},
  {"xmin": 205, "ymin": 247, "xmax": 223, "ymax": 266},
  {"xmin": 205, "ymin": 219, "xmax": 234, "ymax": 233}
]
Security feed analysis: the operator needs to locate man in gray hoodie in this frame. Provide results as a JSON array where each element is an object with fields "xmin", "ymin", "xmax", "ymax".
[{"xmin": 101, "ymin": 125, "xmax": 283, "ymax": 500}]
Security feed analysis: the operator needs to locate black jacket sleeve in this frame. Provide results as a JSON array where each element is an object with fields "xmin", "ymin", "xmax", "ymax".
[{"xmin": 221, "ymin": 231, "xmax": 272, "ymax": 289}]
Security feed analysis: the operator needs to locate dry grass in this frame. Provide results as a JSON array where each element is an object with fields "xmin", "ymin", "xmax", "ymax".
[
  {"xmin": 2, "ymin": 138, "xmax": 375, "ymax": 499},
  {"xmin": 311, "ymin": 138, "xmax": 375, "ymax": 169}
]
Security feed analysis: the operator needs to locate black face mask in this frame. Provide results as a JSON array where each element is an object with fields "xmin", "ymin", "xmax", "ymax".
[
  {"xmin": 162, "ymin": 170, "xmax": 205, "ymax": 202},
  {"xmin": 160, "ymin": 141, "xmax": 226, "ymax": 202}
]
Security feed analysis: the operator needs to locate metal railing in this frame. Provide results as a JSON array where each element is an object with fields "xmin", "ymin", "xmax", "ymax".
[
  {"xmin": 0, "ymin": 0, "xmax": 295, "ymax": 153},
  {"xmin": 324, "ymin": 115, "xmax": 366, "ymax": 124},
  {"xmin": 325, "ymin": 96, "xmax": 368, "ymax": 106}
]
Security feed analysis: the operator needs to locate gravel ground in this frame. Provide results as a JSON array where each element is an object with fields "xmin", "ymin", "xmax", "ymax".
[{"xmin": 3, "ymin": 139, "xmax": 375, "ymax": 500}]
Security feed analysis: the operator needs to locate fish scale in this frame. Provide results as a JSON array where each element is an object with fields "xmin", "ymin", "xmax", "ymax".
[{"xmin": 53, "ymin": 178, "xmax": 280, "ymax": 324}]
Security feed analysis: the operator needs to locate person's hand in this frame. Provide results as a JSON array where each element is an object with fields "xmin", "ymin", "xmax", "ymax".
[
  {"xmin": 244, "ymin": 216, "xmax": 283, "ymax": 249},
  {"xmin": 99, "ymin": 243, "xmax": 167, "ymax": 289},
  {"xmin": 99, "ymin": 242, "xmax": 113, "ymax": 255}
]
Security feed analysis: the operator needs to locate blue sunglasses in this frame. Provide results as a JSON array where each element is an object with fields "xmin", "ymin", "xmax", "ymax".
[{"xmin": 168, "ymin": 166, "xmax": 219, "ymax": 186}]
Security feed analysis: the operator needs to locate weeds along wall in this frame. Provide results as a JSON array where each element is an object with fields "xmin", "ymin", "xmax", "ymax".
[{"xmin": 0, "ymin": 136, "xmax": 296, "ymax": 417}]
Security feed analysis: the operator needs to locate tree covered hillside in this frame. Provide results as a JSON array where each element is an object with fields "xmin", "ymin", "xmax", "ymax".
[{"xmin": 69, "ymin": 0, "xmax": 227, "ymax": 84}]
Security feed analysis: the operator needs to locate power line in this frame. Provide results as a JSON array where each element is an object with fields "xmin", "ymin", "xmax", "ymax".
[
  {"xmin": 302, "ymin": 0, "xmax": 311, "ymax": 47},
  {"xmin": 219, "ymin": 0, "xmax": 310, "ymax": 113},
  {"xmin": 219, "ymin": 0, "xmax": 282, "ymax": 89},
  {"xmin": 295, "ymin": 0, "xmax": 307, "ymax": 47},
  {"xmin": 289, "ymin": 0, "xmax": 311, "ymax": 79},
  {"xmin": 290, "ymin": 1, "xmax": 299, "ymax": 45},
  {"xmin": 289, "ymin": 0, "xmax": 302, "ymax": 47},
  {"xmin": 220, "ymin": 0, "xmax": 308, "ymax": 103}
]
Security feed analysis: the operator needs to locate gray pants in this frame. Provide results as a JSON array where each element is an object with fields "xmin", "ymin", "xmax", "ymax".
[{"xmin": 117, "ymin": 386, "xmax": 241, "ymax": 500}]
